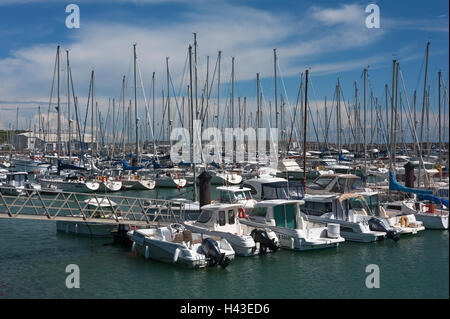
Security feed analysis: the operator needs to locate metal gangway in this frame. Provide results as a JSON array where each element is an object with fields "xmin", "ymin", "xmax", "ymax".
[{"xmin": 0, "ymin": 186, "xmax": 195, "ymax": 228}]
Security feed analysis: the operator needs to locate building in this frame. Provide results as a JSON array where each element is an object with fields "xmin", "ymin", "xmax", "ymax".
[{"xmin": 13, "ymin": 132, "xmax": 96, "ymax": 152}]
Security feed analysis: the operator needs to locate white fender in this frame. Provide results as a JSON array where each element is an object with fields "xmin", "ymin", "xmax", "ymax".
[
  {"xmin": 145, "ymin": 245, "xmax": 150, "ymax": 259},
  {"xmin": 131, "ymin": 241, "xmax": 136, "ymax": 252},
  {"xmin": 173, "ymin": 247, "xmax": 180, "ymax": 263}
]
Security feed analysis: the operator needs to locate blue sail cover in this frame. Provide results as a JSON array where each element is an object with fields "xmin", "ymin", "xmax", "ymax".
[
  {"xmin": 418, "ymin": 194, "xmax": 449, "ymax": 208},
  {"xmin": 338, "ymin": 153, "xmax": 352, "ymax": 162},
  {"xmin": 121, "ymin": 159, "xmax": 143, "ymax": 171},
  {"xmin": 389, "ymin": 172, "xmax": 432, "ymax": 195}
]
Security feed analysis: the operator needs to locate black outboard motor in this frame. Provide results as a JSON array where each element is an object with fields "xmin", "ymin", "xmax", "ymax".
[
  {"xmin": 250, "ymin": 229, "xmax": 280, "ymax": 255},
  {"xmin": 368, "ymin": 217, "xmax": 400, "ymax": 241},
  {"xmin": 201, "ymin": 238, "xmax": 231, "ymax": 268}
]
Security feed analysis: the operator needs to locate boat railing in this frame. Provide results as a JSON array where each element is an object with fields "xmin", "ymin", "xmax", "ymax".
[{"xmin": 0, "ymin": 185, "xmax": 185, "ymax": 226}]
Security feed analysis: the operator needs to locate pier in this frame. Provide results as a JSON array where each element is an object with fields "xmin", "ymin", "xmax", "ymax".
[{"xmin": 0, "ymin": 186, "xmax": 187, "ymax": 227}]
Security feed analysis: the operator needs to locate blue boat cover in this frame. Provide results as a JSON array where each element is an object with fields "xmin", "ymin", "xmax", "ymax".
[
  {"xmin": 121, "ymin": 159, "xmax": 143, "ymax": 171},
  {"xmin": 388, "ymin": 171, "xmax": 432, "ymax": 195},
  {"xmin": 418, "ymin": 194, "xmax": 449, "ymax": 208},
  {"xmin": 338, "ymin": 153, "xmax": 352, "ymax": 162}
]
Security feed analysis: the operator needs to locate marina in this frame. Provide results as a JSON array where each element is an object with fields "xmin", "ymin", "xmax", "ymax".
[{"xmin": 0, "ymin": 0, "xmax": 448, "ymax": 302}]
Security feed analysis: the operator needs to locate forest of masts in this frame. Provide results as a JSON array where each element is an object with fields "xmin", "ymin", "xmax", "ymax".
[{"xmin": 5, "ymin": 39, "xmax": 450, "ymax": 165}]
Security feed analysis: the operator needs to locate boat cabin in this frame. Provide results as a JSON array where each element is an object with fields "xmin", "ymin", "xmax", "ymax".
[
  {"xmin": 193, "ymin": 203, "xmax": 243, "ymax": 233},
  {"xmin": 249, "ymin": 200, "xmax": 308, "ymax": 230},
  {"xmin": 243, "ymin": 177, "xmax": 304, "ymax": 201},
  {"xmin": 306, "ymin": 174, "xmax": 367, "ymax": 195}
]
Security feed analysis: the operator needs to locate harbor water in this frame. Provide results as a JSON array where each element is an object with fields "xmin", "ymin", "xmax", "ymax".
[{"xmin": 0, "ymin": 187, "xmax": 448, "ymax": 299}]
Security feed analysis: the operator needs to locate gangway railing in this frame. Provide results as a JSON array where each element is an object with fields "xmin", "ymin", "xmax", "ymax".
[{"xmin": 0, "ymin": 186, "xmax": 191, "ymax": 227}]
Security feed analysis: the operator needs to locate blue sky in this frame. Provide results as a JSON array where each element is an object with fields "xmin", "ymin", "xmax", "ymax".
[{"xmin": 0, "ymin": 0, "xmax": 448, "ymax": 143}]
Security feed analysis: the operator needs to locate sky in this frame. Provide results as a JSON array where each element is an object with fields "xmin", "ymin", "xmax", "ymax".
[{"xmin": 0, "ymin": 0, "xmax": 448, "ymax": 144}]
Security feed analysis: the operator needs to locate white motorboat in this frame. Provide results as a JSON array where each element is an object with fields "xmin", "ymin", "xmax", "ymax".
[
  {"xmin": 184, "ymin": 203, "xmax": 280, "ymax": 256},
  {"xmin": 302, "ymin": 193, "xmax": 389, "ymax": 242},
  {"xmin": 382, "ymin": 200, "xmax": 448, "ymax": 230},
  {"xmin": 128, "ymin": 223, "xmax": 235, "ymax": 268},
  {"xmin": 240, "ymin": 199, "xmax": 345, "ymax": 250},
  {"xmin": 0, "ymin": 171, "xmax": 40, "ymax": 196},
  {"xmin": 56, "ymin": 198, "xmax": 121, "ymax": 237}
]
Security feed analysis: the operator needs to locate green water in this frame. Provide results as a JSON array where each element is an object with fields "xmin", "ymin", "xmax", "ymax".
[{"xmin": 0, "ymin": 187, "xmax": 448, "ymax": 299}]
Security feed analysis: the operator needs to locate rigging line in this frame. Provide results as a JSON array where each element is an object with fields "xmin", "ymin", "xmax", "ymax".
[
  {"xmin": 136, "ymin": 62, "xmax": 154, "ymax": 142},
  {"xmin": 398, "ymin": 67, "xmax": 430, "ymax": 184},
  {"xmin": 169, "ymin": 72, "xmax": 190, "ymax": 150},
  {"xmin": 259, "ymin": 85, "xmax": 279, "ymax": 156},
  {"xmin": 309, "ymin": 77, "xmax": 327, "ymax": 146},
  {"xmin": 275, "ymin": 59, "xmax": 301, "ymax": 146},
  {"xmin": 201, "ymin": 54, "xmax": 219, "ymax": 124}
]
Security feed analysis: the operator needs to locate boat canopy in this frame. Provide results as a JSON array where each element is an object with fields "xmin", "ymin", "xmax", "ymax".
[
  {"xmin": 261, "ymin": 181, "xmax": 304, "ymax": 200},
  {"xmin": 389, "ymin": 172, "xmax": 433, "ymax": 195}
]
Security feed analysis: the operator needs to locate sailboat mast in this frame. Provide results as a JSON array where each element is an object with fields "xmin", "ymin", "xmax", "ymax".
[
  {"xmin": 418, "ymin": 42, "xmax": 430, "ymax": 188},
  {"xmin": 57, "ymin": 45, "xmax": 61, "ymax": 160},
  {"xmin": 167, "ymin": 57, "xmax": 171, "ymax": 149},
  {"xmin": 303, "ymin": 69, "xmax": 309, "ymax": 192},
  {"xmin": 274, "ymin": 49, "xmax": 278, "ymax": 131},
  {"xmin": 133, "ymin": 44, "xmax": 139, "ymax": 162},
  {"xmin": 66, "ymin": 50, "xmax": 71, "ymax": 160},
  {"xmin": 363, "ymin": 68, "xmax": 367, "ymax": 186},
  {"xmin": 91, "ymin": 70, "xmax": 95, "ymax": 159},
  {"xmin": 189, "ymin": 45, "xmax": 197, "ymax": 202}
]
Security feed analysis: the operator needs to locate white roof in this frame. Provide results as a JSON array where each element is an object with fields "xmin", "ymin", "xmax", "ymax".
[
  {"xmin": 216, "ymin": 186, "xmax": 251, "ymax": 192},
  {"xmin": 255, "ymin": 199, "xmax": 305, "ymax": 207}
]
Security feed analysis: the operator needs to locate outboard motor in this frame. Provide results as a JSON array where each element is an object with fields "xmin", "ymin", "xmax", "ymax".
[
  {"xmin": 250, "ymin": 229, "xmax": 280, "ymax": 255},
  {"xmin": 368, "ymin": 217, "xmax": 400, "ymax": 241},
  {"xmin": 201, "ymin": 238, "xmax": 231, "ymax": 268}
]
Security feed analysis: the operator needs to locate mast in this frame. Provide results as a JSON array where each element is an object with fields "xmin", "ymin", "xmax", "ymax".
[
  {"xmin": 167, "ymin": 57, "xmax": 171, "ymax": 149},
  {"xmin": 274, "ymin": 49, "xmax": 278, "ymax": 131},
  {"xmin": 152, "ymin": 72, "xmax": 155, "ymax": 156},
  {"xmin": 189, "ymin": 45, "xmax": 197, "ymax": 202},
  {"xmin": 122, "ymin": 75, "xmax": 126, "ymax": 156},
  {"xmin": 438, "ymin": 70, "xmax": 442, "ymax": 180},
  {"xmin": 193, "ymin": 33, "xmax": 198, "ymax": 125},
  {"xmin": 217, "ymin": 51, "xmax": 221, "ymax": 128},
  {"xmin": 133, "ymin": 44, "xmax": 139, "ymax": 163},
  {"xmin": 231, "ymin": 57, "xmax": 235, "ymax": 129},
  {"xmin": 57, "ymin": 45, "xmax": 61, "ymax": 160},
  {"xmin": 418, "ymin": 42, "xmax": 430, "ymax": 188},
  {"xmin": 91, "ymin": 70, "xmax": 95, "ymax": 159},
  {"xmin": 303, "ymin": 69, "xmax": 309, "ymax": 192},
  {"xmin": 66, "ymin": 50, "xmax": 71, "ymax": 160},
  {"xmin": 363, "ymin": 68, "xmax": 367, "ymax": 186},
  {"xmin": 337, "ymin": 79, "xmax": 341, "ymax": 154}
]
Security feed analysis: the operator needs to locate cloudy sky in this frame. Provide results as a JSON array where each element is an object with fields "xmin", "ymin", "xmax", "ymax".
[{"xmin": 0, "ymin": 0, "xmax": 448, "ymax": 143}]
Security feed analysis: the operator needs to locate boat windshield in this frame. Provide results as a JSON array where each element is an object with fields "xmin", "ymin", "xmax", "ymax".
[
  {"xmin": 196, "ymin": 210, "xmax": 213, "ymax": 223},
  {"xmin": 262, "ymin": 182, "xmax": 303, "ymax": 200},
  {"xmin": 308, "ymin": 177, "xmax": 333, "ymax": 190},
  {"xmin": 348, "ymin": 197, "xmax": 374, "ymax": 216}
]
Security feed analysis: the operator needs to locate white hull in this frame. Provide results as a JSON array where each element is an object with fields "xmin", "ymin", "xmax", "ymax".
[
  {"xmin": 121, "ymin": 178, "xmax": 156, "ymax": 190},
  {"xmin": 414, "ymin": 213, "xmax": 448, "ymax": 230},
  {"xmin": 155, "ymin": 176, "xmax": 186, "ymax": 188},
  {"xmin": 39, "ymin": 179, "xmax": 100, "ymax": 193},
  {"xmin": 98, "ymin": 180, "xmax": 122, "ymax": 192}
]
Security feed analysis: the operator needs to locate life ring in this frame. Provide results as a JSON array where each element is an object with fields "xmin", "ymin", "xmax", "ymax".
[
  {"xmin": 238, "ymin": 207, "xmax": 246, "ymax": 218},
  {"xmin": 400, "ymin": 216, "xmax": 409, "ymax": 227}
]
